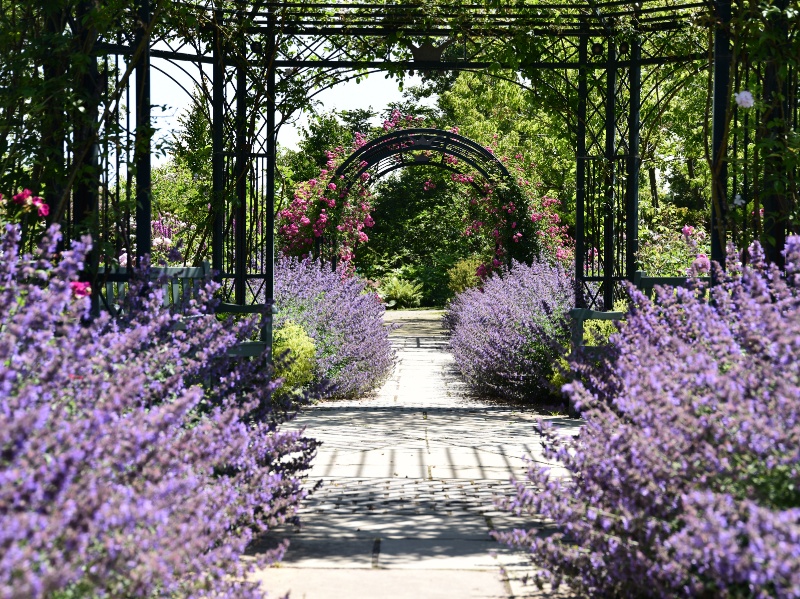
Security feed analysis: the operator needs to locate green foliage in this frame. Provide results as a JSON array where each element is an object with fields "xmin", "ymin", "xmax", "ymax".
[
  {"xmin": 272, "ymin": 321, "xmax": 317, "ymax": 393},
  {"xmin": 353, "ymin": 165, "xmax": 482, "ymax": 305},
  {"xmin": 548, "ymin": 300, "xmax": 627, "ymax": 393},
  {"xmin": 638, "ymin": 204, "xmax": 709, "ymax": 276},
  {"xmin": 583, "ymin": 302, "xmax": 627, "ymax": 347},
  {"xmin": 436, "ymin": 71, "xmax": 576, "ymax": 226},
  {"xmin": 379, "ymin": 276, "xmax": 423, "ymax": 309},
  {"xmin": 447, "ymin": 256, "xmax": 483, "ymax": 294}
]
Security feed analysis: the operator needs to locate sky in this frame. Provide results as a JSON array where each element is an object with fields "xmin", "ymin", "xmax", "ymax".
[{"xmin": 149, "ymin": 60, "xmax": 435, "ymax": 161}]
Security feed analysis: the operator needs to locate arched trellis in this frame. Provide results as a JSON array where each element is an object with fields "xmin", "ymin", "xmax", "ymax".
[
  {"xmin": 313, "ymin": 128, "xmax": 513, "ymax": 268},
  {"xmin": 11, "ymin": 0, "xmax": 797, "ymax": 343},
  {"xmin": 334, "ymin": 128, "xmax": 510, "ymax": 190}
]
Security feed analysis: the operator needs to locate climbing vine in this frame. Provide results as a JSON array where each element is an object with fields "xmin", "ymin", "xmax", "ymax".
[{"xmin": 277, "ymin": 111, "xmax": 571, "ymax": 277}]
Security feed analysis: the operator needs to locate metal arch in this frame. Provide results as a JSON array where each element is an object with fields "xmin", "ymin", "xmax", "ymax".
[{"xmin": 333, "ymin": 128, "xmax": 511, "ymax": 190}]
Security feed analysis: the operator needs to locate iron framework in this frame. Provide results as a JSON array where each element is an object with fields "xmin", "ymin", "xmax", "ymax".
[{"xmin": 38, "ymin": 0, "xmax": 797, "ymax": 323}]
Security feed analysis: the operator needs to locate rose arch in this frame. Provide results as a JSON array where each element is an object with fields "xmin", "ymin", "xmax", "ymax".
[
  {"xmin": 334, "ymin": 128, "xmax": 510, "ymax": 192},
  {"xmin": 278, "ymin": 115, "xmax": 570, "ymax": 276}
]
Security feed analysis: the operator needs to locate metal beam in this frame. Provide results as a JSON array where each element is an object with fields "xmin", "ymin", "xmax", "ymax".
[
  {"xmin": 234, "ymin": 46, "xmax": 248, "ymax": 305},
  {"xmin": 264, "ymin": 8, "xmax": 276, "ymax": 346},
  {"xmin": 135, "ymin": 0, "xmax": 152, "ymax": 266},
  {"xmin": 762, "ymin": 0, "xmax": 790, "ymax": 268},
  {"xmin": 626, "ymin": 38, "xmax": 641, "ymax": 282},
  {"xmin": 603, "ymin": 39, "xmax": 616, "ymax": 311},
  {"xmin": 212, "ymin": 10, "xmax": 225, "ymax": 276},
  {"xmin": 575, "ymin": 28, "xmax": 588, "ymax": 307},
  {"xmin": 94, "ymin": 42, "xmax": 704, "ymax": 72},
  {"xmin": 710, "ymin": 0, "xmax": 731, "ymax": 273}
]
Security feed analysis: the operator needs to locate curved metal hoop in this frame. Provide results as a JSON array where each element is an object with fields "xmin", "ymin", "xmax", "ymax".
[{"xmin": 333, "ymin": 128, "xmax": 511, "ymax": 191}]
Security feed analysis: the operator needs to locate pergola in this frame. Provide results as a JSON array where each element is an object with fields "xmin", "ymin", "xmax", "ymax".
[{"xmin": 58, "ymin": 0, "xmax": 795, "ymax": 327}]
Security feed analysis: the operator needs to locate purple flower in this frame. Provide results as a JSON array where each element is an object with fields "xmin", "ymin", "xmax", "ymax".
[
  {"xmin": 495, "ymin": 237, "xmax": 800, "ymax": 597},
  {"xmin": 734, "ymin": 90, "xmax": 755, "ymax": 108},
  {"xmin": 274, "ymin": 256, "xmax": 395, "ymax": 397},
  {"xmin": 0, "ymin": 223, "xmax": 321, "ymax": 598},
  {"xmin": 445, "ymin": 259, "xmax": 574, "ymax": 400}
]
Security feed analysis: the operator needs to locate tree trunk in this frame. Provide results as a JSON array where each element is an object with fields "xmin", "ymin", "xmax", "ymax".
[{"xmin": 649, "ymin": 167, "xmax": 659, "ymax": 208}]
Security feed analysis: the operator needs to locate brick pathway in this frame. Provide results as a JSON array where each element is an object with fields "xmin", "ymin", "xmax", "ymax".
[{"xmin": 251, "ymin": 310, "xmax": 580, "ymax": 598}]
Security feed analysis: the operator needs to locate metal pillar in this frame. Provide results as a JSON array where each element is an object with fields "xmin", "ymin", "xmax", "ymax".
[
  {"xmin": 575, "ymin": 30, "xmax": 588, "ymax": 307},
  {"xmin": 711, "ymin": 0, "xmax": 732, "ymax": 272},
  {"xmin": 212, "ymin": 11, "xmax": 225, "ymax": 276},
  {"xmin": 762, "ymin": 0, "xmax": 789, "ymax": 268},
  {"xmin": 264, "ymin": 10, "xmax": 277, "ymax": 346},
  {"xmin": 74, "ymin": 1, "xmax": 100, "ymax": 314},
  {"xmin": 626, "ymin": 38, "xmax": 641, "ymax": 281},
  {"xmin": 234, "ymin": 44, "xmax": 248, "ymax": 304},
  {"xmin": 135, "ymin": 0, "xmax": 152, "ymax": 265},
  {"xmin": 603, "ymin": 39, "xmax": 617, "ymax": 311}
]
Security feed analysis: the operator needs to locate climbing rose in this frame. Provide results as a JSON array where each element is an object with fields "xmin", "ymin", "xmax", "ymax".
[{"xmin": 69, "ymin": 281, "xmax": 92, "ymax": 297}]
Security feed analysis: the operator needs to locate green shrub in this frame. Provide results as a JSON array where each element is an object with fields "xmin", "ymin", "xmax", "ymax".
[
  {"xmin": 272, "ymin": 321, "xmax": 316, "ymax": 392},
  {"xmin": 447, "ymin": 256, "xmax": 483, "ymax": 295},
  {"xmin": 380, "ymin": 276, "xmax": 423, "ymax": 309},
  {"xmin": 548, "ymin": 300, "xmax": 627, "ymax": 392}
]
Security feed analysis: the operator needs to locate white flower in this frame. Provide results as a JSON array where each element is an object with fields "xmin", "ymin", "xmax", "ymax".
[
  {"xmin": 734, "ymin": 91, "xmax": 755, "ymax": 108},
  {"xmin": 733, "ymin": 193, "xmax": 745, "ymax": 207}
]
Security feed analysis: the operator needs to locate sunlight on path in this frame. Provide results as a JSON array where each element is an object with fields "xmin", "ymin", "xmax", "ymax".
[{"xmin": 251, "ymin": 310, "xmax": 580, "ymax": 599}]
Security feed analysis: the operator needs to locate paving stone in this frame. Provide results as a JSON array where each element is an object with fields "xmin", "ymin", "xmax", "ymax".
[
  {"xmin": 251, "ymin": 310, "xmax": 583, "ymax": 598},
  {"xmin": 256, "ymin": 568, "xmax": 509, "ymax": 599}
]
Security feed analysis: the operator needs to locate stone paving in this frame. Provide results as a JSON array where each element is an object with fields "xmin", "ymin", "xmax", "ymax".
[{"xmin": 251, "ymin": 310, "xmax": 581, "ymax": 599}]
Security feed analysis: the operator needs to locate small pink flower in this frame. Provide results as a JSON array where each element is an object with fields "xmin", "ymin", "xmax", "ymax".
[
  {"xmin": 12, "ymin": 189, "xmax": 32, "ymax": 205},
  {"xmin": 70, "ymin": 281, "xmax": 92, "ymax": 297},
  {"xmin": 681, "ymin": 225, "xmax": 695, "ymax": 238},
  {"xmin": 32, "ymin": 197, "xmax": 49, "ymax": 217},
  {"xmin": 692, "ymin": 253, "xmax": 711, "ymax": 273}
]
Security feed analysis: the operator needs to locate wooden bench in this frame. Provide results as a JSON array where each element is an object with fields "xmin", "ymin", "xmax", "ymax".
[
  {"xmin": 632, "ymin": 270, "xmax": 710, "ymax": 299},
  {"xmin": 97, "ymin": 262, "xmax": 272, "ymax": 358},
  {"xmin": 99, "ymin": 262, "xmax": 211, "ymax": 315},
  {"xmin": 569, "ymin": 272, "xmax": 711, "ymax": 354},
  {"xmin": 568, "ymin": 307, "xmax": 625, "ymax": 357}
]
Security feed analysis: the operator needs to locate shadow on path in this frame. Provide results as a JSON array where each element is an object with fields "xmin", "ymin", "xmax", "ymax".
[{"xmin": 251, "ymin": 309, "xmax": 582, "ymax": 599}]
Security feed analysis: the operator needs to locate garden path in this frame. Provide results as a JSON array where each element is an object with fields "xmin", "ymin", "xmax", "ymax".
[{"xmin": 251, "ymin": 310, "xmax": 580, "ymax": 599}]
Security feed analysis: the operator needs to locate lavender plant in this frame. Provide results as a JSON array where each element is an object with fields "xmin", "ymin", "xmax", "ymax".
[
  {"xmin": 445, "ymin": 259, "xmax": 574, "ymax": 401},
  {"xmin": 0, "ymin": 224, "xmax": 319, "ymax": 599},
  {"xmin": 274, "ymin": 256, "xmax": 394, "ymax": 397},
  {"xmin": 496, "ymin": 239, "xmax": 800, "ymax": 598}
]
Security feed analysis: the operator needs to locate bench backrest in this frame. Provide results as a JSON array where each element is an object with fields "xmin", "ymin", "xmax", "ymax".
[
  {"xmin": 570, "ymin": 272, "xmax": 711, "ymax": 352},
  {"xmin": 98, "ymin": 262, "xmax": 210, "ymax": 314},
  {"xmin": 632, "ymin": 270, "xmax": 710, "ymax": 299}
]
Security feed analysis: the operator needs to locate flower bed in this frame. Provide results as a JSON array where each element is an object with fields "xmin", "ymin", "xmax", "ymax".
[
  {"xmin": 445, "ymin": 259, "xmax": 574, "ymax": 401},
  {"xmin": 274, "ymin": 256, "xmax": 395, "ymax": 397},
  {"xmin": 0, "ymin": 224, "xmax": 320, "ymax": 598},
  {"xmin": 496, "ymin": 240, "xmax": 800, "ymax": 598}
]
